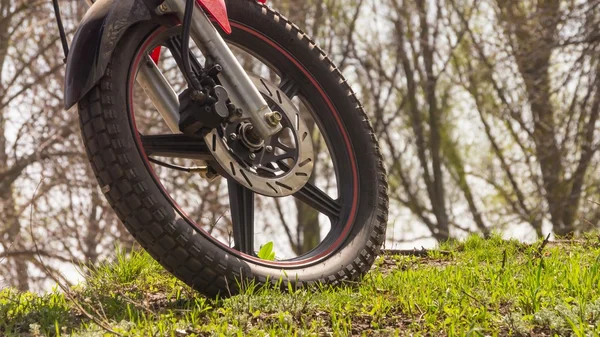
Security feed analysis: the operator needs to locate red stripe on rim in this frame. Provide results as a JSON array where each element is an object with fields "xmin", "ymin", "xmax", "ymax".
[{"xmin": 128, "ymin": 23, "xmax": 359, "ymax": 267}]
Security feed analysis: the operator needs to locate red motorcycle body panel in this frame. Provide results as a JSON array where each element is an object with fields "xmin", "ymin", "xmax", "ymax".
[
  {"xmin": 196, "ymin": 0, "xmax": 232, "ymax": 34},
  {"xmin": 149, "ymin": 0, "xmax": 267, "ymax": 66},
  {"xmin": 150, "ymin": 46, "xmax": 162, "ymax": 63},
  {"xmin": 196, "ymin": 0, "xmax": 267, "ymax": 35}
]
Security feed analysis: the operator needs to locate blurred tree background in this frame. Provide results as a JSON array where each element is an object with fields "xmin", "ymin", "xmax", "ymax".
[{"xmin": 0, "ymin": 0, "xmax": 598, "ymax": 290}]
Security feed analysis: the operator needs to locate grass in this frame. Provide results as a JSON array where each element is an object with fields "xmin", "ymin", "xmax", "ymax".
[{"xmin": 2, "ymin": 233, "xmax": 600, "ymax": 336}]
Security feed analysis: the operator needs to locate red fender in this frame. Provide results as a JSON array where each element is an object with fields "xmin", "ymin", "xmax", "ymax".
[
  {"xmin": 197, "ymin": 0, "xmax": 267, "ymax": 35},
  {"xmin": 151, "ymin": 0, "xmax": 267, "ymax": 63},
  {"xmin": 196, "ymin": 0, "xmax": 232, "ymax": 34},
  {"xmin": 150, "ymin": 46, "xmax": 162, "ymax": 63}
]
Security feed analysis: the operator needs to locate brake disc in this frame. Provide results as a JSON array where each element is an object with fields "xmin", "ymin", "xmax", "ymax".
[{"xmin": 204, "ymin": 75, "xmax": 314, "ymax": 197}]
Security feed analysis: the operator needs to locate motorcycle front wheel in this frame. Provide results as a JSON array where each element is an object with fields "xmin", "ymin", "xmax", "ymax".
[{"xmin": 78, "ymin": 0, "xmax": 388, "ymax": 296}]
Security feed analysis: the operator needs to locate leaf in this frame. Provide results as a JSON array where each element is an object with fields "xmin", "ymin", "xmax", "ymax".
[{"xmin": 257, "ymin": 242, "xmax": 276, "ymax": 261}]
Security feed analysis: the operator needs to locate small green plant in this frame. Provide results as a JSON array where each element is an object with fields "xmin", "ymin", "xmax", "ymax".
[{"xmin": 257, "ymin": 242, "xmax": 276, "ymax": 261}]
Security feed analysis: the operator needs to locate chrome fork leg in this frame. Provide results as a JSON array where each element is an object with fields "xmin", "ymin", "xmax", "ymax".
[
  {"xmin": 136, "ymin": 60, "xmax": 212, "ymax": 175},
  {"xmin": 136, "ymin": 59, "xmax": 181, "ymax": 133},
  {"xmin": 162, "ymin": 0, "xmax": 282, "ymax": 139},
  {"xmin": 85, "ymin": 0, "xmax": 280, "ymax": 138}
]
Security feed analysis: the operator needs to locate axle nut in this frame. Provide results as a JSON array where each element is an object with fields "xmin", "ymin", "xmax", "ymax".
[{"xmin": 265, "ymin": 111, "xmax": 283, "ymax": 127}]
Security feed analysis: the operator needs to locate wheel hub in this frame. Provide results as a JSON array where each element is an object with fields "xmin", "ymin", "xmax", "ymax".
[
  {"xmin": 238, "ymin": 123, "xmax": 265, "ymax": 151},
  {"xmin": 204, "ymin": 76, "xmax": 315, "ymax": 197}
]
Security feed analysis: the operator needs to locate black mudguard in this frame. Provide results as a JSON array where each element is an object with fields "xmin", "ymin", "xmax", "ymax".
[{"xmin": 64, "ymin": 0, "xmax": 163, "ymax": 109}]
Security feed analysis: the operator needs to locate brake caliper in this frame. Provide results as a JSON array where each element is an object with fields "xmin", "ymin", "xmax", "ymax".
[{"xmin": 178, "ymin": 65, "xmax": 234, "ymax": 135}]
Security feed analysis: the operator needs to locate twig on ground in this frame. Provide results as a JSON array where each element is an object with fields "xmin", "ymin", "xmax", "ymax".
[
  {"xmin": 582, "ymin": 217, "xmax": 596, "ymax": 228},
  {"xmin": 382, "ymin": 248, "xmax": 452, "ymax": 257},
  {"xmin": 460, "ymin": 287, "xmax": 484, "ymax": 306},
  {"xmin": 27, "ymin": 177, "xmax": 123, "ymax": 337},
  {"xmin": 500, "ymin": 249, "xmax": 507, "ymax": 274},
  {"xmin": 535, "ymin": 233, "xmax": 551, "ymax": 258}
]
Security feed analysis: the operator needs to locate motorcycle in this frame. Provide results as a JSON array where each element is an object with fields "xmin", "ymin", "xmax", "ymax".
[{"xmin": 52, "ymin": 0, "xmax": 388, "ymax": 296}]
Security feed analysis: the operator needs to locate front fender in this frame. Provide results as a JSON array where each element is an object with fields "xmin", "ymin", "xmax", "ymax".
[
  {"xmin": 197, "ymin": 0, "xmax": 231, "ymax": 34},
  {"xmin": 197, "ymin": 0, "xmax": 267, "ymax": 34},
  {"xmin": 65, "ymin": 0, "xmax": 268, "ymax": 109},
  {"xmin": 64, "ymin": 0, "xmax": 155, "ymax": 109}
]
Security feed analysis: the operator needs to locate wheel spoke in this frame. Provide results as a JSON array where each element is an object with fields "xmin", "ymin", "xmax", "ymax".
[
  {"xmin": 279, "ymin": 77, "xmax": 300, "ymax": 99},
  {"xmin": 141, "ymin": 134, "xmax": 212, "ymax": 160},
  {"xmin": 294, "ymin": 182, "xmax": 341, "ymax": 221},
  {"xmin": 228, "ymin": 180, "xmax": 255, "ymax": 255},
  {"xmin": 275, "ymin": 138, "xmax": 296, "ymax": 153}
]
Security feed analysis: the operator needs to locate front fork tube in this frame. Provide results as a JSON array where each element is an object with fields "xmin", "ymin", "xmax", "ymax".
[
  {"xmin": 137, "ymin": 60, "xmax": 213, "ymax": 177},
  {"xmin": 159, "ymin": 0, "xmax": 282, "ymax": 139},
  {"xmin": 137, "ymin": 60, "xmax": 181, "ymax": 133},
  {"xmin": 83, "ymin": 0, "xmax": 280, "ymax": 138}
]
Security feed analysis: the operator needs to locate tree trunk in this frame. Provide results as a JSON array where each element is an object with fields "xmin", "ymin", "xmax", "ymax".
[
  {"xmin": 495, "ymin": 0, "xmax": 591, "ymax": 236},
  {"xmin": 0, "ymin": 0, "xmax": 29, "ymax": 291}
]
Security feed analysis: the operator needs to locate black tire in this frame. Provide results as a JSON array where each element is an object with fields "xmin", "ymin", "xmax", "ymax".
[{"xmin": 78, "ymin": 0, "xmax": 388, "ymax": 296}]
